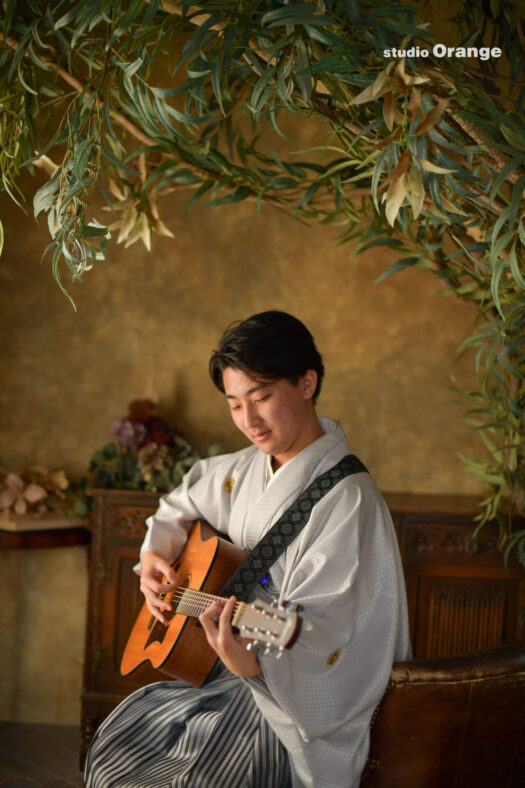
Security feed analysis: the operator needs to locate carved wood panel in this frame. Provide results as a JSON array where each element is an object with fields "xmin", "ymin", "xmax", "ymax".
[
  {"xmin": 404, "ymin": 521, "xmax": 501, "ymax": 561},
  {"xmin": 106, "ymin": 505, "xmax": 154, "ymax": 537},
  {"xmin": 415, "ymin": 577, "xmax": 515, "ymax": 658}
]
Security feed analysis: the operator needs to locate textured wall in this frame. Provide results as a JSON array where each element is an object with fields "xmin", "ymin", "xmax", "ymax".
[
  {"xmin": 0, "ymin": 162, "xmax": 484, "ymax": 725},
  {"xmin": 0, "ymin": 546, "xmax": 88, "ymax": 725},
  {"xmin": 0, "ymin": 179, "xmax": 482, "ymax": 493}
]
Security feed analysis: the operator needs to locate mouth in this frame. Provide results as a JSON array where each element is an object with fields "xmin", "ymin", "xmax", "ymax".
[{"xmin": 251, "ymin": 429, "xmax": 271, "ymax": 442}]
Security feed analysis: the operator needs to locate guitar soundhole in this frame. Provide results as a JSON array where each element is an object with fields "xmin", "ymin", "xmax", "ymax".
[{"xmin": 145, "ymin": 576, "xmax": 191, "ymax": 647}]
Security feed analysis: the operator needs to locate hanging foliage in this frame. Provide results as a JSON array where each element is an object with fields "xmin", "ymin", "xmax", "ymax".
[{"xmin": 0, "ymin": 0, "xmax": 524, "ymax": 563}]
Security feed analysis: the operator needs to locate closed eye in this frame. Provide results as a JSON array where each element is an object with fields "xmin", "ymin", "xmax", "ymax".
[{"xmin": 255, "ymin": 394, "xmax": 270, "ymax": 403}]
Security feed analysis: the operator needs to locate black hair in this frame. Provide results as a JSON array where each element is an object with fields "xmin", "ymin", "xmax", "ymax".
[{"xmin": 209, "ymin": 311, "xmax": 324, "ymax": 403}]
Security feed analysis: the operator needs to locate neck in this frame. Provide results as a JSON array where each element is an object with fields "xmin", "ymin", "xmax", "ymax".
[{"xmin": 272, "ymin": 412, "xmax": 324, "ymax": 470}]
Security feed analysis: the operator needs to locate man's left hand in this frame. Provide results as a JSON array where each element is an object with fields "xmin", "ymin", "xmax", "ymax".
[{"xmin": 199, "ymin": 596, "xmax": 262, "ymax": 678}]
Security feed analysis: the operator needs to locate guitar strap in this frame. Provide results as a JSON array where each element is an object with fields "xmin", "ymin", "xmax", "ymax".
[{"xmin": 220, "ymin": 453, "xmax": 368, "ymax": 601}]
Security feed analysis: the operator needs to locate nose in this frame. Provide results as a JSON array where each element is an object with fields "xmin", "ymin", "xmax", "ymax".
[{"xmin": 242, "ymin": 402, "xmax": 260, "ymax": 430}]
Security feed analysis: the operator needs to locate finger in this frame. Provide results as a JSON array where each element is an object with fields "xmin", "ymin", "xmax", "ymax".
[
  {"xmin": 199, "ymin": 600, "xmax": 225, "ymax": 645},
  {"xmin": 216, "ymin": 597, "xmax": 241, "ymax": 651},
  {"xmin": 142, "ymin": 587, "xmax": 173, "ymax": 623},
  {"xmin": 200, "ymin": 600, "xmax": 224, "ymax": 623},
  {"xmin": 142, "ymin": 556, "xmax": 177, "ymax": 586},
  {"xmin": 141, "ymin": 573, "xmax": 178, "ymax": 596},
  {"xmin": 218, "ymin": 596, "xmax": 237, "ymax": 631},
  {"xmin": 145, "ymin": 598, "xmax": 167, "ymax": 624}
]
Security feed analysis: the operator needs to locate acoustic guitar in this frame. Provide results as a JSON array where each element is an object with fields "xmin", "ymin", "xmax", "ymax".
[{"xmin": 121, "ymin": 520, "xmax": 301, "ymax": 687}]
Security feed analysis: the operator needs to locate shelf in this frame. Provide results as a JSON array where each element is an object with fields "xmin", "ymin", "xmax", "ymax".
[{"xmin": 0, "ymin": 513, "xmax": 91, "ymax": 550}]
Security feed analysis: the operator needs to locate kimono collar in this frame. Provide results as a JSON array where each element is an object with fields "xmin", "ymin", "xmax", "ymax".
[{"xmin": 230, "ymin": 417, "xmax": 351, "ymax": 549}]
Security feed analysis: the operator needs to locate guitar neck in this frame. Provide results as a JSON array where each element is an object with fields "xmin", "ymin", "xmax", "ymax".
[
  {"xmin": 170, "ymin": 586, "xmax": 237, "ymax": 619},
  {"xmin": 165, "ymin": 585, "xmax": 299, "ymax": 651}
]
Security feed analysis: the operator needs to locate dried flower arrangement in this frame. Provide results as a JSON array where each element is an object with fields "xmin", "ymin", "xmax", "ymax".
[
  {"xmin": 0, "ymin": 466, "xmax": 70, "ymax": 517},
  {"xmin": 76, "ymin": 399, "xmax": 219, "ymax": 515}
]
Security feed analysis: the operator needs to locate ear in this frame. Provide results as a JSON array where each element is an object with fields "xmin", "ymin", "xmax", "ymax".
[{"xmin": 301, "ymin": 369, "xmax": 318, "ymax": 401}]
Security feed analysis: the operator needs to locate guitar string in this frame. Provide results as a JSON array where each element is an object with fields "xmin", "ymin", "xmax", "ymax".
[
  {"xmin": 158, "ymin": 588, "xmax": 246, "ymax": 617},
  {"xmin": 165, "ymin": 589, "xmax": 241, "ymax": 607},
  {"xmin": 151, "ymin": 587, "xmax": 285, "ymax": 623},
  {"xmin": 168, "ymin": 591, "xmax": 276, "ymax": 617}
]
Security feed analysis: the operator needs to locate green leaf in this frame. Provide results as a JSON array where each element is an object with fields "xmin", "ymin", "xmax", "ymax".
[
  {"xmin": 203, "ymin": 185, "xmax": 252, "ymax": 206},
  {"xmin": 375, "ymin": 257, "xmax": 419, "ymax": 283},
  {"xmin": 74, "ymin": 499, "xmax": 89, "ymax": 518},
  {"xmin": 294, "ymin": 37, "xmax": 312, "ymax": 103},
  {"xmin": 509, "ymin": 175, "xmax": 525, "ymax": 227},
  {"xmin": 491, "ymin": 230, "xmax": 513, "ymax": 262},
  {"xmin": 491, "ymin": 206, "xmax": 511, "ymax": 246},
  {"xmin": 210, "ymin": 51, "xmax": 225, "ymax": 116},
  {"xmin": 519, "ymin": 218, "xmax": 525, "ymax": 246},
  {"xmin": 488, "ymin": 154, "xmax": 525, "ymax": 204},
  {"xmin": 371, "ymin": 148, "xmax": 390, "ymax": 213},
  {"xmin": 2, "ymin": 0, "xmax": 17, "ymax": 37},
  {"xmin": 490, "ymin": 256, "xmax": 507, "ymax": 318},
  {"xmin": 262, "ymin": 4, "xmax": 335, "ymax": 27},
  {"xmin": 7, "ymin": 26, "xmax": 32, "ymax": 81},
  {"xmin": 251, "ymin": 66, "xmax": 278, "ymax": 111},
  {"xmin": 504, "ymin": 530, "xmax": 525, "ymax": 567},
  {"xmin": 33, "ymin": 171, "xmax": 60, "ymax": 218},
  {"xmin": 500, "ymin": 124, "xmax": 525, "ymax": 152},
  {"xmin": 508, "ymin": 247, "xmax": 525, "ymax": 290},
  {"xmin": 298, "ymin": 182, "xmax": 320, "ymax": 211},
  {"xmin": 118, "ymin": 56, "xmax": 144, "ymax": 79},
  {"xmin": 53, "ymin": 8, "xmax": 78, "ymax": 31},
  {"xmin": 109, "ymin": 0, "xmax": 145, "ymax": 45},
  {"xmin": 184, "ymin": 180, "xmax": 214, "ymax": 213},
  {"xmin": 27, "ymin": 41, "xmax": 55, "ymax": 72}
]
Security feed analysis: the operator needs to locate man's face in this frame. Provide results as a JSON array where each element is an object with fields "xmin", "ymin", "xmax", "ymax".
[{"xmin": 222, "ymin": 367, "xmax": 317, "ymax": 468}]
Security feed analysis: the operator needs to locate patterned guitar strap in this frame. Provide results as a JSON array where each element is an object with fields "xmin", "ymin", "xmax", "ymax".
[{"xmin": 220, "ymin": 453, "xmax": 368, "ymax": 601}]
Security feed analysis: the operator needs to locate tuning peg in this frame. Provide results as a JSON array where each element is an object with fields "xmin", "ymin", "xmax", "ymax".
[
  {"xmin": 283, "ymin": 601, "xmax": 303, "ymax": 613},
  {"xmin": 276, "ymin": 646, "xmax": 284, "ymax": 660}
]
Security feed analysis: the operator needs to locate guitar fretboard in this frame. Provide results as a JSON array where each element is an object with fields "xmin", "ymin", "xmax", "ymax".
[{"xmin": 169, "ymin": 587, "xmax": 244, "ymax": 619}]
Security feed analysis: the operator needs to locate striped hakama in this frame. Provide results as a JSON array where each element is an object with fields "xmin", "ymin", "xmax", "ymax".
[{"xmin": 84, "ymin": 667, "xmax": 292, "ymax": 787}]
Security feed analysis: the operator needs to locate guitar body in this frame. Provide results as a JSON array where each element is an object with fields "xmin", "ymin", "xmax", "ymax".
[{"xmin": 121, "ymin": 520, "xmax": 247, "ymax": 687}]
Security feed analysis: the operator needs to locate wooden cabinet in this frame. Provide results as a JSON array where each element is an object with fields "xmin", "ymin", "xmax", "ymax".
[
  {"xmin": 81, "ymin": 490, "xmax": 160, "ymax": 764},
  {"xmin": 385, "ymin": 493, "xmax": 525, "ymax": 660},
  {"xmin": 81, "ymin": 489, "xmax": 525, "ymax": 763}
]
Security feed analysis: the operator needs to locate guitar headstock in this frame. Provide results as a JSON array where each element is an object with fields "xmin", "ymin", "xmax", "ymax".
[{"xmin": 234, "ymin": 598, "xmax": 302, "ymax": 657}]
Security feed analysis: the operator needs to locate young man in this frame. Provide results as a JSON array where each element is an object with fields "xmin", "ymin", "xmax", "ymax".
[{"xmin": 85, "ymin": 311, "xmax": 411, "ymax": 788}]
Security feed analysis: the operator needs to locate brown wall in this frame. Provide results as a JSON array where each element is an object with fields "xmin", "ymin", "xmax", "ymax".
[
  {"xmin": 0, "ymin": 179, "xmax": 483, "ymax": 495},
  {"xmin": 0, "ymin": 159, "xmax": 484, "ymax": 725}
]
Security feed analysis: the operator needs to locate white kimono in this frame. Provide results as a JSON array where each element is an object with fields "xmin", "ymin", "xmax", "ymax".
[{"xmin": 140, "ymin": 418, "xmax": 411, "ymax": 788}]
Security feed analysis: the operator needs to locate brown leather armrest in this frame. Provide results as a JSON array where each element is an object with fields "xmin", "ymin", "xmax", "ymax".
[{"xmin": 390, "ymin": 641, "xmax": 525, "ymax": 685}]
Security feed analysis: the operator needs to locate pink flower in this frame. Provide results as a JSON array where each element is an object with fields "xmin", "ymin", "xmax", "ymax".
[
  {"xmin": 110, "ymin": 418, "xmax": 147, "ymax": 449},
  {"xmin": 0, "ymin": 473, "xmax": 48, "ymax": 515}
]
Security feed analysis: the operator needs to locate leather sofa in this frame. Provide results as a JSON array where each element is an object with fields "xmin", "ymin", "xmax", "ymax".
[{"xmin": 360, "ymin": 641, "xmax": 525, "ymax": 787}]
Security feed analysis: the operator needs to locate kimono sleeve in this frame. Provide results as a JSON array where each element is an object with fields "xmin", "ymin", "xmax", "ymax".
[
  {"xmin": 254, "ymin": 474, "xmax": 410, "ymax": 744},
  {"xmin": 138, "ymin": 456, "xmax": 222, "ymax": 567}
]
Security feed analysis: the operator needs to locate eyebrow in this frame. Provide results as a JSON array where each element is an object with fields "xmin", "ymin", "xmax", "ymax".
[{"xmin": 225, "ymin": 382, "xmax": 271, "ymax": 400}]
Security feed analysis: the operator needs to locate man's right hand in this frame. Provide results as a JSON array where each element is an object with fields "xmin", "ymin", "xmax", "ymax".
[{"xmin": 140, "ymin": 550, "xmax": 178, "ymax": 624}]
